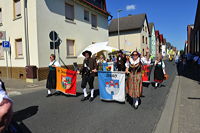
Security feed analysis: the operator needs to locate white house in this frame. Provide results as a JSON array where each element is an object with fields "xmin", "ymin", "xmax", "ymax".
[
  {"xmin": 0, "ymin": 0, "xmax": 110, "ymax": 81},
  {"xmin": 109, "ymin": 14, "xmax": 150, "ymax": 56}
]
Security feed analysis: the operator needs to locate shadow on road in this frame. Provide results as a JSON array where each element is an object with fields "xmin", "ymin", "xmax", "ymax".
[
  {"xmin": 8, "ymin": 106, "xmax": 39, "ymax": 133},
  {"xmin": 188, "ymin": 97, "xmax": 200, "ymax": 100}
]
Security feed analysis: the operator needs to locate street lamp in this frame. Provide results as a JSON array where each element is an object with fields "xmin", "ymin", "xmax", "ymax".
[{"xmin": 117, "ymin": 9, "xmax": 123, "ymax": 50}]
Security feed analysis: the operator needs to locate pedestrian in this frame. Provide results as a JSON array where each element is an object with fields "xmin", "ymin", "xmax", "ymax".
[
  {"xmin": 154, "ymin": 54, "xmax": 166, "ymax": 88},
  {"xmin": 97, "ymin": 55, "xmax": 106, "ymax": 71},
  {"xmin": 125, "ymin": 51, "xmax": 143, "ymax": 109},
  {"xmin": 0, "ymin": 79, "xmax": 13, "ymax": 133},
  {"xmin": 46, "ymin": 54, "xmax": 61, "ymax": 97},
  {"xmin": 79, "ymin": 50, "xmax": 97, "ymax": 102},
  {"xmin": 116, "ymin": 50, "xmax": 126, "ymax": 71}
]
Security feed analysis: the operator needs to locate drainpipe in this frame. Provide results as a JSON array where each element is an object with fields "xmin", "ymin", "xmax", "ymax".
[{"xmin": 24, "ymin": 0, "xmax": 30, "ymax": 66}]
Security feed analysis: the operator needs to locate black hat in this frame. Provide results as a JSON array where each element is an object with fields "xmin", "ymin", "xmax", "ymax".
[
  {"xmin": 82, "ymin": 50, "xmax": 92, "ymax": 57},
  {"xmin": 118, "ymin": 50, "xmax": 123, "ymax": 54}
]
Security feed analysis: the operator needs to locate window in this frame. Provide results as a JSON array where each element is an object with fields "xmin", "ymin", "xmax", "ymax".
[
  {"xmin": 67, "ymin": 40, "xmax": 75, "ymax": 57},
  {"xmin": 0, "ymin": 43, "xmax": 4, "ymax": 58},
  {"xmin": 15, "ymin": 38, "xmax": 23, "ymax": 58},
  {"xmin": 84, "ymin": 10, "xmax": 89, "ymax": 21},
  {"xmin": 146, "ymin": 37, "xmax": 148, "ymax": 44},
  {"xmin": 91, "ymin": 14, "xmax": 97, "ymax": 28},
  {"xmin": 142, "ymin": 36, "xmax": 144, "ymax": 43},
  {"xmin": 13, "ymin": 0, "xmax": 21, "ymax": 19},
  {"xmin": 0, "ymin": 8, "xmax": 2, "ymax": 24},
  {"xmin": 65, "ymin": 3, "xmax": 74, "ymax": 21}
]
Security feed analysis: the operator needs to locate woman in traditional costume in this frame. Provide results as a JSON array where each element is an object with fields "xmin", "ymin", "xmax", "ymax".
[
  {"xmin": 125, "ymin": 51, "xmax": 143, "ymax": 109},
  {"xmin": 154, "ymin": 54, "xmax": 166, "ymax": 88},
  {"xmin": 46, "ymin": 54, "xmax": 61, "ymax": 97}
]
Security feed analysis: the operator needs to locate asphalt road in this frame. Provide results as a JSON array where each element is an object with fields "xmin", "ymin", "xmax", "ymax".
[{"xmin": 11, "ymin": 61, "xmax": 177, "ymax": 133}]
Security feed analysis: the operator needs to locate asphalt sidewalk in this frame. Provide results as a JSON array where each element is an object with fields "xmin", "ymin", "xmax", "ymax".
[{"xmin": 154, "ymin": 63, "xmax": 200, "ymax": 133}]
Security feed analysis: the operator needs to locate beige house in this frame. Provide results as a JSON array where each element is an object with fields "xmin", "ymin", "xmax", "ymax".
[
  {"xmin": 0, "ymin": 0, "xmax": 110, "ymax": 81},
  {"xmin": 109, "ymin": 14, "xmax": 150, "ymax": 56}
]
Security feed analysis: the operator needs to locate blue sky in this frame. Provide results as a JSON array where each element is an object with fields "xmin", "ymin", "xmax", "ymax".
[{"xmin": 106, "ymin": 0, "xmax": 198, "ymax": 50}]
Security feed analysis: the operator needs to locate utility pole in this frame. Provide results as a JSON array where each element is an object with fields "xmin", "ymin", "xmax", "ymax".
[{"xmin": 117, "ymin": 9, "xmax": 122, "ymax": 50}]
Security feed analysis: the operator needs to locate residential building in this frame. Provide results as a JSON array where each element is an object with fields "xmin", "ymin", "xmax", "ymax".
[
  {"xmin": 155, "ymin": 30, "xmax": 161, "ymax": 56},
  {"xmin": 185, "ymin": 25, "xmax": 194, "ymax": 54},
  {"xmin": 108, "ymin": 14, "xmax": 150, "ymax": 56},
  {"xmin": 149, "ymin": 23, "xmax": 156, "ymax": 57},
  {"xmin": 193, "ymin": 0, "xmax": 200, "ymax": 53},
  {"xmin": 0, "ymin": 0, "xmax": 110, "ymax": 81}
]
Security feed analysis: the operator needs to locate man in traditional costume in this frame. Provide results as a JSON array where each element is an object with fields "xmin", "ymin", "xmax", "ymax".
[
  {"xmin": 79, "ymin": 50, "xmax": 97, "ymax": 102},
  {"xmin": 117, "ymin": 50, "xmax": 126, "ymax": 71}
]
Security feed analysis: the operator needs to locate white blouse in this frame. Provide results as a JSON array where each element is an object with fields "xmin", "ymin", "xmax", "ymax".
[
  {"xmin": 0, "ymin": 82, "xmax": 11, "ymax": 104},
  {"xmin": 154, "ymin": 60, "xmax": 166, "ymax": 74},
  {"xmin": 49, "ymin": 60, "xmax": 61, "ymax": 67},
  {"xmin": 125, "ymin": 57, "xmax": 140, "ymax": 68}
]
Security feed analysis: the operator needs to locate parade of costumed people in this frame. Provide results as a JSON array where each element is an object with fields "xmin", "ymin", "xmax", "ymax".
[
  {"xmin": 79, "ymin": 50, "xmax": 97, "ymax": 102},
  {"xmin": 46, "ymin": 54, "xmax": 61, "ymax": 97},
  {"xmin": 0, "ymin": 79, "xmax": 13, "ymax": 133},
  {"xmin": 125, "ymin": 51, "xmax": 143, "ymax": 109},
  {"xmin": 154, "ymin": 54, "xmax": 167, "ymax": 88}
]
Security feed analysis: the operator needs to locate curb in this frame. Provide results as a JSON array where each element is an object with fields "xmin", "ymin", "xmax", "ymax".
[{"xmin": 153, "ymin": 75, "xmax": 180, "ymax": 133}]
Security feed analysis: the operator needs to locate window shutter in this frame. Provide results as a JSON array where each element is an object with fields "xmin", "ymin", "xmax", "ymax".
[
  {"xmin": 91, "ymin": 14, "xmax": 97, "ymax": 27},
  {"xmin": 15, "ymin": 0, "xmax": 21, "ymax": 17},
  {"xmin": 65, "ymin": 4, "xmax": 74, "ymax": 20},
  {"xmin": 67, "ymin": 40, "xmax": 74, "ymax": 56},
  {"xmin": 84, "ymin": 10, "xmax": 89, "ymax": 21},
  {"xmin": 16, "ymin": 39, "xmax": 23, "ymax": 57}
]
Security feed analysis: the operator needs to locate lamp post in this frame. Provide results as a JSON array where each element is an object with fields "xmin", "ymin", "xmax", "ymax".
[{"xmin": 117, "ymin": 9, "xmax": 122, "ymax": 50}]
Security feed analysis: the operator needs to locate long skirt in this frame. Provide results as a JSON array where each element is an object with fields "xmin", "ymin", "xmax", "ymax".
[
  {"xmin": 154, "ymin": 66, "xmax": 164, "ymax": 83},
  {"xmin": 126, "ymin": 72, "xmax": 142, "ymax": 98},
  {"xmin": 46, "ymin": 69, "xmax": 56, "ymax": 89}
]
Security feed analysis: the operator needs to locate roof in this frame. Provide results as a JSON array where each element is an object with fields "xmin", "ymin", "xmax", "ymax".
[
  {"xmin": 109, "ymin": 14, "xmax": 147, "ymax": 33},
  {"xmin": 155, "ymin": 30, "xmax": 160, "ymax": 37},
  {"xmin": 148, "ymin": 23, "xmax": 154, "ymax": 34},
  {"xmin": 80, "ymin": 0, "xmax": 111, "ymax": 16}
]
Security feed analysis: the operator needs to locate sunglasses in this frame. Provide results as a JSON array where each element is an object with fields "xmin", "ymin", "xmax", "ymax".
[{"xmin": 133, "ymin": 54, "xmax": 138, "ymax": 56}]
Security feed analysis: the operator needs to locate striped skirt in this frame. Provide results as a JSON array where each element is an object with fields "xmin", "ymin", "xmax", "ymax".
[{"xmin": 126, "ymin": 72, "xmax": 142, "ymax": 98}]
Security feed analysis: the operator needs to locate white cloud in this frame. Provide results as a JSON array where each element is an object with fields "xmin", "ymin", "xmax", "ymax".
[{"xmin": 126, "ymin": 5, "xmax": 136, "ymax": 11}]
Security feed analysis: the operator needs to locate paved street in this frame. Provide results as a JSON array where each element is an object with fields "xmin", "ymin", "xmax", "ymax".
[{"xmin": 10, "ymin": 61, "xmax": 176, "ymax": 133}]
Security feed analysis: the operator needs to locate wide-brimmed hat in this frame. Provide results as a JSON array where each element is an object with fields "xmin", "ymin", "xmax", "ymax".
[
  {"xmin": 118, "ymin": 50, "xmax": 123, "ymax": 54},
  {"xmin": 82, "ymin": 50, "xmax": 92, "ymax": 57}
]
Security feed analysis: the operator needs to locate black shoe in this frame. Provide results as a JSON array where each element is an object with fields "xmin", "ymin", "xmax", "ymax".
[
  {"xmin": 89, "ymin": 97, "xmax": 94, "ymax": 102},
  {"xmin": 46, "ymin": 94, "xmax": 53, "ymax": 97},
  {"xmin": 81, "ymin": 96, "xmax": 88, "ymax": 101}
]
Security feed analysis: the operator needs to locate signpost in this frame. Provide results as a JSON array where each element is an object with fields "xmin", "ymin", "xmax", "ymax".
[
  {"xmin": 2, "ymin": 41, "xmax": 10, "ymax": 79},
  {"xmin": 49, "ymin": 31, "xmax": 61, "ymax": 64}
]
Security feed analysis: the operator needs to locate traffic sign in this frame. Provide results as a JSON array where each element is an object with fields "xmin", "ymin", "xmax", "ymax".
[
  {"xmin": 49, "ymin": 31, "xmax": 58, "ymax": 41},
  {"xmin": 2, "ymin": 41, "xmax": 10, "ymax": 48}
]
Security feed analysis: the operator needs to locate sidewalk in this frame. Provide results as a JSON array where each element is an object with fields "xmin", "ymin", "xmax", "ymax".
[
  {"xmin": 171, "ymin": 76, "xmax": 200, "ymax": 133},
  {"xmin": 154, "ymin": 63, "xmax": 200, "ymax": 133}
]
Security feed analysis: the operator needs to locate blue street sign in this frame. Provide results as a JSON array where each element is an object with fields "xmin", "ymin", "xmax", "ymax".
[{"xmin": 2, "ymin": 41, "xmax": 10, "ymax": 48}]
